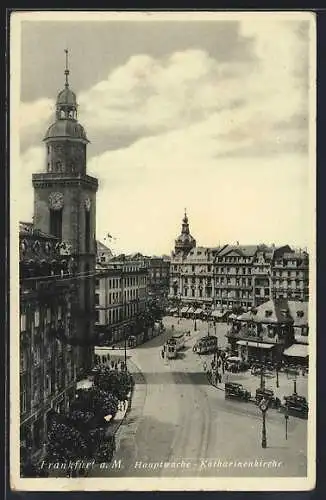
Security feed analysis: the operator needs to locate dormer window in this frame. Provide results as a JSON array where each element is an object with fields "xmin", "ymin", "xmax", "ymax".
[{"xmin": 265, "ymin": 310, "xmax": 272, "ymax": 317}]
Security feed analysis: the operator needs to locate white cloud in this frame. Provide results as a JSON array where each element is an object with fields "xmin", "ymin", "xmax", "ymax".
[
  {"xmin": 88, "ymin": 124, "xmax": 310, "ymax": 255},
  {"xmin": 18, "ymin": 19, "xmax": 312, "ymax": 254},
  {"xmin": 19, "ymin": 98, "xmax": 53, "ymax": 148},
  {"xmin": 17, "ymin": 146, "xmax": 45, "ymax": 221}
]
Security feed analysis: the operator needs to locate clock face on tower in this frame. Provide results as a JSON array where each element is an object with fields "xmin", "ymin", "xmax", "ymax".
[{"xmin": 49, "ymin": 192, "xmax": 64, "ymax": 210}]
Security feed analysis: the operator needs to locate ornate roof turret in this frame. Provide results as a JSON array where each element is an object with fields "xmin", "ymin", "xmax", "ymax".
[
  {"xmin": 43, "ymin": 49, "xmax": 88, "ymax": 142},
  {"xmin": 174, "ymin": 209, "xmax": 196, "ymax": 255}
]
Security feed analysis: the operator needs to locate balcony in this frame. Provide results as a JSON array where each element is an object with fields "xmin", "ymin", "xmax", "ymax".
[{"xmin": 215, "ymin": 283, "xmax": 253, "ymax": 290}]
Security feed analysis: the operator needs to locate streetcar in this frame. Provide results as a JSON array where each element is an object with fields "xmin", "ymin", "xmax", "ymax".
[
  {"xmin": 193, "ymin": 335, "xmax": 218, "ymax": 354},
  {"xmin": 162, "ymin": 342, "xmax": 177, "ymax": 359},
  {"xmin": 169, "ymin": 332, "xmax": 186, "ymax": 351}
]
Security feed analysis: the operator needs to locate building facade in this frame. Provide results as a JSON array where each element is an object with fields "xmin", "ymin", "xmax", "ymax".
[
  {"xmin": 147, "ymin": 257, "xmax": 170, "ymax": 302},
  {"xmin": 95, "ymin": 254, "xmax": 149, "ymax": 345},
  {"xmin": 168, "ymin": 213, "xmax": 309, "ymax": 313},
  {"xmin": 20, "ymin": 57, "xmax": 98, "ymax": 473},
  {"xmin": 96, "ymin": 240, "xmax": 113, "ymax": 265},
  {"xmin": 20, "ymin": 223, "xmax": 80, "ymax": 473},
  {"xmin": 226, "ymin": 298, "xmax": 308, "ymax": 363},
  {"xmin": 270, "ymin": 249, "xmax": 309, "ymax": 302}
]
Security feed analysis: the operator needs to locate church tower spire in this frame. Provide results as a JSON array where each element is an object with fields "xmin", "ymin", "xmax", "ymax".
[
  {"xmin": 64, "ymin": 48, "xmax": 70, "ymax": 88},
  {"xmin": 174, "ymin": 210, "xmax": 196, "ymax": 255},
  {"xmin": 43, "ymin": 49, "xmax": 88, "ymax": 176},
  {"xmin": 32, "ymin": 51, "xmax": 99, "ymax": 371}
]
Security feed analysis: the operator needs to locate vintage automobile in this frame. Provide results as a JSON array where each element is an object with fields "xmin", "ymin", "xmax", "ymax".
[
  {"xmin": 283, "ymin": 394, "xmax": 308, "ymax": 419},
  {"xmin": 225, "ymin": 382, "xmax": 251, "ymax": 401},
  {"xmin": 225, "ymin": 356, "xmax": 249, "ymax": 373},
  {"xmin": 255, "ymin": 388, "xmax": 281, "ymax": 409}
]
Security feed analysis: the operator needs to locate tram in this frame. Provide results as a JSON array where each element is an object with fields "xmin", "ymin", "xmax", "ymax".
[
  {"xmin": 169, "ymin": 332, "xmax": 185, "ymax": 350},
  {"xmin": 193, "ymin": 335, "xmax": 218, "ymax": 355},
  {"xmin": 162, "ymin": 341, "xmax": 177, "ymax": 359}
]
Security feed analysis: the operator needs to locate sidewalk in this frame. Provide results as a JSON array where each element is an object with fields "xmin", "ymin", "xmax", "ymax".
[
  {"xmin": 193, "ymin": 351, "xmax": 308, "ymax": 401},
  {"xmin": 208, "ymin": 368, "xmax": 308, "ymax": 400},
  {"xmin": 220, "ymin": 369, "xmax": 308, "ymax": 401}
]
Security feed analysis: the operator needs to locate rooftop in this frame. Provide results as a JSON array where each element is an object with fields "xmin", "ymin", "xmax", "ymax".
[{"xmin": 236, "ymin": 298, "xmax": 308, "ymax": 325}]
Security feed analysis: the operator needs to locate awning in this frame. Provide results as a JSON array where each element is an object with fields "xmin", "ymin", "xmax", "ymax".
[
  {"xmin": 188, "ymin": 307, "xmax": 195, "ymax": 314},
  {"xmin": 212, "ymin": 310, "xmax": 224, "ymax": 318},
  {"xmin": 294, "ymin": 335, "xmax": 309, "ymax": 345},
  {"xmin": 194, "ymin": 308, "xmax": 203, "ymax": 315},
  {"xmin": 180, "ymin": 307, "xmax": 189, "ymax": 314},
  {"xmin": 236, "ymin": 340, "xmax": 274, "ymax": 349},
  {"xmin": 226, "ymin": 356, "xmax": 242, "ymax": 362},
  {"xmin": 283, "ymin": 344, "xmax": 308, "ymax": 357}
]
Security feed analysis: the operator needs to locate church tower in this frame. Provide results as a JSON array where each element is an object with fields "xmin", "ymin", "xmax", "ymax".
[
  {"xmin": 174, "ymin": 210, "xmax": 196, "ymax": 255},
  {"xmin": 32, "ymin": 50, "xmax": 98, "ymax": 371}
]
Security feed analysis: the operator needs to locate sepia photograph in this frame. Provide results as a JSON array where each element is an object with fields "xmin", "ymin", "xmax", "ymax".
[{"xmin": 10, "ymin": 11, "xmax": 316, "ymax": 491}]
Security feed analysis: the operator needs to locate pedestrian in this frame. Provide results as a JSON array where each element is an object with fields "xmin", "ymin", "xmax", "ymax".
[{"xmin": 203, "ymin": 361, "xmax": 207, "ymax": 371}]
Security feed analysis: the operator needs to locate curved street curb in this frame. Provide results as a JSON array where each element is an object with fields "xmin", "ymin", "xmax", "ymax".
[{"xmin": 112, "ymin": 358, "xmax": 148, "ymax": 458}]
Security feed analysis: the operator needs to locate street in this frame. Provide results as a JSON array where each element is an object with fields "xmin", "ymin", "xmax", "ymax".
[{"xmin": 91, "ymin": 318, "xmax": 307, "ymax": 477}]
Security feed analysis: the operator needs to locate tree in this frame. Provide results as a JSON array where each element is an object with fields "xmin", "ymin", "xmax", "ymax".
[{"xmin": 93, "ymin": 369, "xmax": 134, "ymax": 401}]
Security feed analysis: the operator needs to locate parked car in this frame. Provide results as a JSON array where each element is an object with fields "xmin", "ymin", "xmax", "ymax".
[
  {"xmin": 225, "ymin": 356, "xmax": 249, "ymax": 372},
  {"xmin": 283, "ymin": 394, "xmax": 308, "ymax": 419},
  {"xmin": 255, "ymin": 388, "xmax": 281, "ymax": 409},
  {"xmin": 225, "ymin": 382, "xmax": 251, "ymax": 401}
]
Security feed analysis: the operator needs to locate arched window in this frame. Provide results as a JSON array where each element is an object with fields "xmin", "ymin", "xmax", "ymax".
[
  {"xmin": 50, "ymin": 209, "xmax": 62, "ymax": 239},
  {"xmin": 40, "ymin": 260, "xmax": 49, "ymax": 277}
]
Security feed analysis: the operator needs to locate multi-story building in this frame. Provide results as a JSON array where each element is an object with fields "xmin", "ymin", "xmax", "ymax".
[
  {"xmin": 147, "ymin": 256, "xmax": 170, "ymax": 302},
  {"xmin": 96, "ymin": 240, "xmax": 113, "ymax": 265},
  {"xmin": 226, "ymin": 298, "xmax": 309, "ymax": 363},
  {"xmin": 19, "ymin": 223, "xmax": 79, "ymax": 473},
  {"xmin": 20, "ymin": 55, "xmax": 98, "ymax": 473},
  {"xmin": 95, "ymin": 254, "xmax": 150, "ymax": 345},
  {"xmin": 271, "ymin": 249, "xmax": 309, "ymax": 301},
  {"xmin": 168, "ymin": 213, "xmax": 309, "ymax": 313}
]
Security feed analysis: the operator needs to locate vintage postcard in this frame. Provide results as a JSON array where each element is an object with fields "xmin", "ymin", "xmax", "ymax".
[{"xmin": 10, "ymin": 11, "xmax": 316, "ymax": 491}]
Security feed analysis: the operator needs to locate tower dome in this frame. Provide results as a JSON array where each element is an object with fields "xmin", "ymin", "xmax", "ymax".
[
  {"xmin": 44, "ymin": 120, "xmax": 88, "ymax": 142},
  {"xmin": 43, "ymin": 49, "xmax": 89, "ymax": 176},
  {"xmin": 56, "ymin": 87, "xmax": 77, "ymax": 106},
  {"xmin": 175, "ymin": 210, "xmax": 196, "ymax": 254},
  {"xmin": 43, "ymin": 49, "xmax": 88, "ymax": 143}
]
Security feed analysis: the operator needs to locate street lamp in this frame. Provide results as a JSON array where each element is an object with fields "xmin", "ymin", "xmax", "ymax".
[
  {"xmin": 124, "ymin": 326, "xmax": 128, "ymax": 369},
  {"xmin": 276, "ymin": 361, "xmax": 279, "ymax": 389},
  {"xmin": 259, "ymin": 398, "xmax": 268, "ymax": 448},
  {"xmin": 293, "ymin": 375, "xmax": 297, "ymax": 395},
  {"xmin": 194, "ymin": 313, "xmax": 197, "ymax": 331},
  {"xmin": 284, "ymin": 406, "xmax": 289, "ymax": 440}
]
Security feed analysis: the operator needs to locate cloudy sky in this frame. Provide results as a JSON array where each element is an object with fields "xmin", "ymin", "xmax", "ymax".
[{"xmin": 15, "ymin": 12, "xmax": 315, "ymax": 255}]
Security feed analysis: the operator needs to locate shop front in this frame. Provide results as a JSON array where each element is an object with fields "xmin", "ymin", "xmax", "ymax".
[
  {"xmin": 236, "ymin": 340, "xmax": 276, "ymax": 363},
  {"xmin": 283, "ymin": 343, "xmax": 309, "ymax": 366}
]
